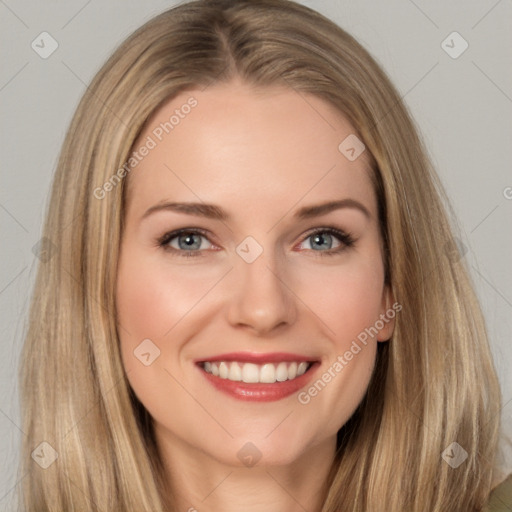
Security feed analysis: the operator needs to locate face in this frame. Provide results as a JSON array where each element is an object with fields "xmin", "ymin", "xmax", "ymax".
[{"xmin": 116, "ymin": 78, "xmax": 394, "ymax": 468}]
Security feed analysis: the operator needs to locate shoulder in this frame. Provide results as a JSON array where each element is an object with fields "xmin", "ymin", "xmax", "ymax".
[{"xmin": 484, "ymin": 473, "xmax": 512, "ymax": 511}]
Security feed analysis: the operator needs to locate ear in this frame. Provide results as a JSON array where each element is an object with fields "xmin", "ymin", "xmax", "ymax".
[{"xmin": 377, "ymin": 285, "xmax": 397, "ymax": 342}]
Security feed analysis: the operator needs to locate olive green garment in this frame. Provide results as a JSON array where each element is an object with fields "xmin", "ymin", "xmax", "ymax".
[{"xmin": 485, "ymin": 474, "xmax": 512, "ymax": 511}]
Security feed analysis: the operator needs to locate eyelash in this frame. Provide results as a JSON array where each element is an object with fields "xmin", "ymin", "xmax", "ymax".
[{"xmin": 157, "ymin": 227, "xmax": 356, "ymax": 259}]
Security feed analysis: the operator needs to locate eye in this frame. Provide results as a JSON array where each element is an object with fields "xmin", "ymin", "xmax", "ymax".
[
  {"xmin": 157, "ymin": 226, "xmax": 356, "ymax": 259},
  {"xmin": 297, "ymin": 227, "xmax": 355, "ymax": 257},
  {"xmin": 158, "ymin": 228, "xmax": 215, "ymax": 258}
]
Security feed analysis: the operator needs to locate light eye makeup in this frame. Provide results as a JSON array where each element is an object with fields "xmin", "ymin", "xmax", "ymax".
[{"xmin": 155, "ymin": 226, "xmax": 357, "ymax": 259}]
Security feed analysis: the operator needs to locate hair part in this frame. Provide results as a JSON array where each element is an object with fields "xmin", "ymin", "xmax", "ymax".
[{"xmin": 19, "ymin": 0, "xmax": 501, "ymax": 510}]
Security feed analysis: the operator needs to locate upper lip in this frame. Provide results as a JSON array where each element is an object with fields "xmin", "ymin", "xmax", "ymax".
[{"xmin": 195, "ymin": 352, "xmax": 318, "ymax": 364}]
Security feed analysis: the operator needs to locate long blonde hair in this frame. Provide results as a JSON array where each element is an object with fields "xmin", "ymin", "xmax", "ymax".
[{"xmin": 19, "ymin": 0, "xmax": 502, "ymax": 510}]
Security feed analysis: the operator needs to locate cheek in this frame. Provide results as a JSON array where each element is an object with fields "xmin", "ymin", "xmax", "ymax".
[
  {"xmin": 294, "ymin": 260, "xmax": 383, "ymax": 433},
  {"xmin": 116, "ymin": 249, "xmax": 215, "ymax": 342},
  {"xmin": 115, "ymin": 241, "xmax": 386, "ymax": 451},
  {"xmin": 297, "ymin": 255, "xmax": 385, "ymax": 347},
  {"xmin": 115, "ymin": 247, "xmax": 227, "ymax": 403},
  {"xmin": 115, "ymin": 249, "xmax": 199, "ymax": 420},
  {"xmin": 116, "ymin": 246, "xmax": 385, "ymax": 369}
]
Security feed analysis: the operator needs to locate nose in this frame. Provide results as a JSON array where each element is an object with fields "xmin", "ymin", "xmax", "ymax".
[{"xmin": 226, "ymin": 250, "xmax": 297, "ymax": 336}]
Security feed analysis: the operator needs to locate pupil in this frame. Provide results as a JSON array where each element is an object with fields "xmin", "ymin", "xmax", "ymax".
[
  {"xmin": 313, "ymin": 233, "xmax": 330, "ymax": 249},
  {"xmin": 180, "ymin": 233, "xmax": 200, "ymax": 250}
]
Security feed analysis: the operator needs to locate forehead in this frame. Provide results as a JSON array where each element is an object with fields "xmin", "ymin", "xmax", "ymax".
[{"xmin": 125, "ymin": 81, "xmax": 376, "ymax": 222}]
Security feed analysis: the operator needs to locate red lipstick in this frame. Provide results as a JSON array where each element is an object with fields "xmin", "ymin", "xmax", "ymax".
[
  {"xmin": 195, "ymin": 352, "xmax": 320, "ymax": 402},
  {"xmin": 195, "ymin": 351, "xmax": 314, "ymax": 364}
]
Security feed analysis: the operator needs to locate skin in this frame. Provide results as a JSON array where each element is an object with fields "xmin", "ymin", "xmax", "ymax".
[{"xmin": 116, "ymin": 77, "xmax": 395, "ymax": 512}]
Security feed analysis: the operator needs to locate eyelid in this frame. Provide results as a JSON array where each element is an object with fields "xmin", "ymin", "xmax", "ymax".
[
  {"xmin": 157, "ymin": 227, "xmax": 217, "ymax": 251},
  {"xmin": 157, "ymin": 226, "xmax": 356, "ymax": 257},
  {"xmin": 296, "ymin": 226, "xmax": 355, "ymax": 254}
]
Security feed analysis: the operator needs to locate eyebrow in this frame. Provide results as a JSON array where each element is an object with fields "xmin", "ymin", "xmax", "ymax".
[{"xmin": 141, "ymin": 198, "xmax": 371, "ymax": 222}]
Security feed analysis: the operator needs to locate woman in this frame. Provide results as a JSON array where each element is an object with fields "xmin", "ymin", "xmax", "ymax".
[{"xmin": 18, "ymin": 0, "xmax": 509, "ymax": 510}]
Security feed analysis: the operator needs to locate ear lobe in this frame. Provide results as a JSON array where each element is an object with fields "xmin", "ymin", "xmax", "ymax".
[{"xmin": 377, "ymin": 286, "xmax": 397, "ymax": 342}]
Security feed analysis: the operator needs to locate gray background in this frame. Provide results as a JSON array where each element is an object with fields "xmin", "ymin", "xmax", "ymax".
[{"xmin": 1, "ymin": 0, "xmax": 511, "ymax": 508}]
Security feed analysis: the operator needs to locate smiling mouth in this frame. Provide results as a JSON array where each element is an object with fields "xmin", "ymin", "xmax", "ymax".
[{"xmin": 199, "ymin": 360, "xmax": 314, "ymax": 384}]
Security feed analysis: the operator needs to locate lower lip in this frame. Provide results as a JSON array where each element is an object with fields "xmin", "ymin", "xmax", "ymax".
[{"xmin": 198, "ymin": 363, "xmax": 319, "ymax": 402}]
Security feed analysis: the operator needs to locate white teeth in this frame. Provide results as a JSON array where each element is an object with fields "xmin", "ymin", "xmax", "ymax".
[
  {"xmin": 288, "ymin": 362, "xmax": 297, "ymax": 379},
  {"xmin": 260, "ymin": 363, "xmax": 276, "ymax": 383},
  {"xmin": 228, "ymin": 362, "xmax": 242, "ymax": 381},
  {"xmin": 242, "ymin": 363, "xmax": 260, "ymax": 383},
  {"xmin": 297, "ymin": 362, "xmax": 308, "ymax": 376},
  {"xmin": 275, "ymin": 362, "xmax": 288, "ymax": 382},
  {"xmin": 201, "ymin": 360, "xmax": 312, "ymax": 383},
  {"xmin": 219, "ymin": 362, "xmax": 229, "ymax": 379}
]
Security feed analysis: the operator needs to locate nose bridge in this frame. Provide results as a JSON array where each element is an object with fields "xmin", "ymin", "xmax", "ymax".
[{"xmin": 226, "ymin": 236, "xmax": 296, "ymax": 334}]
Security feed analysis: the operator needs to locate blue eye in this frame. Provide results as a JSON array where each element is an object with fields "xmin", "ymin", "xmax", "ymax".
[
  {"xmin": 299, "ymin": 228, "xmax": 355, "ymax": 256},
  {"xmin": 158, "ymin": 228, "xmax": 213, "ymax": 258},
  {"xmin": 158, "ymin": 227, "xmax": 355, "ymax": 258}
]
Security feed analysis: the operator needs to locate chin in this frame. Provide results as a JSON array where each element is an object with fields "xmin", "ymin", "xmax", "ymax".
[{"xmin": 203, "ymin": 435, "xmax": 314, "ymax": 469}]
